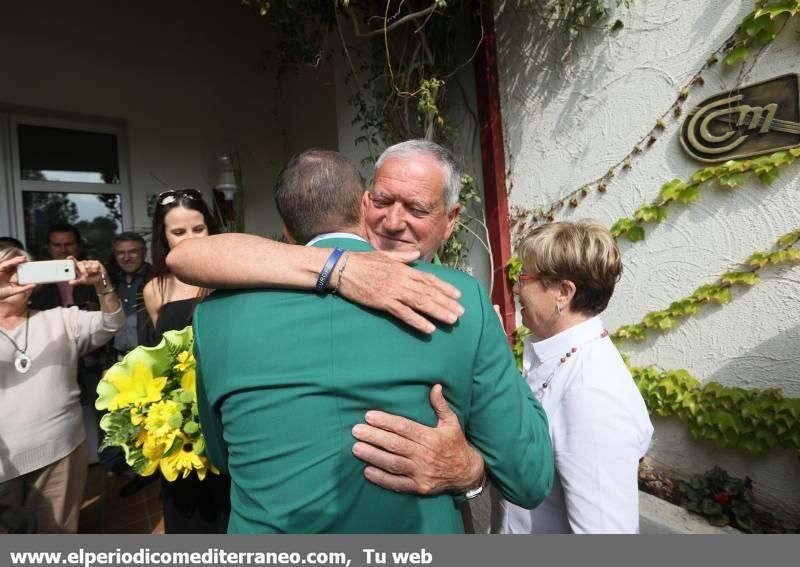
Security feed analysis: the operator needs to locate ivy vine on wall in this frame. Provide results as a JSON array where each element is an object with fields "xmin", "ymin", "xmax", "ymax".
[
  {"xmin": 612, "ymin": 228, "xmax": 800, "ymax": 342},
  {"xmin": 611, "ymin": 149, "xmax": 800, "ymax": 243}
]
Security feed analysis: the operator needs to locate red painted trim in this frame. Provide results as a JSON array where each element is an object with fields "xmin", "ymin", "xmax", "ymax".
[{"xmin": 473, "ymin": 0, "xmax": 516, "ymax": 336}]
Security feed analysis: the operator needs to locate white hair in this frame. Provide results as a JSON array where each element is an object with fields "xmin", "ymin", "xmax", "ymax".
[{"xmin": 375, "ymin": 140, "xmax": 462, "ymax": 211}]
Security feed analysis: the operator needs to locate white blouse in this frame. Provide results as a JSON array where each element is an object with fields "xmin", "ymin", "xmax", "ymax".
[{"xmin": 500, "ymin": 316, "xmax": 653, "ymax": 534}]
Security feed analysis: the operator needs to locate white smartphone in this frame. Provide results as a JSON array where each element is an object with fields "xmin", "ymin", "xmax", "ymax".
[{"xmin": 17, "ymin": 260, "xmax": 76, "ymax": 285}]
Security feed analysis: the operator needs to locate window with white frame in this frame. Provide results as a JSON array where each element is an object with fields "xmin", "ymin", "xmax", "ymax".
[{"xmin": 0, "ymin": 110, "xmax": 131, "ymax": 262}]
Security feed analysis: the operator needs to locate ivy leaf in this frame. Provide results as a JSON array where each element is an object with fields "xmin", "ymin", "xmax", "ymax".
[
  {"xmin": 505, "ymin": 256, "xmax": 523, "ymax": 282},
  {"xmin": 642, "ymin": 310, "xmax": 675, "ymax": 330},
  {"xmin": 777, "ymin": 230, "xmax": 800, "ymax": 247},
  {"xmin": 718, "ymin": 172, "xmax": 744, "ymax": 188},
  {"xmin": 746, "ymin": 251, "xmax": 771, "ymax": 267},
  {"xmin": 691, "ymin": 167, "xmax": 719, "ymax": 183},
  {"xmin": 634, "ymin": 204, "xmax": 668, "ymax": 224},
  {"xmin": 768, "ymin": 150, "xmax": 794, "ymax": 166},
  {"xmin": 720, "ymin": 271, "xmax": 760, "ymax": 286},
  {"xmin": 724, "ymin": 45, "xmax": 749, "ymax": 65},
  {"xmin": 659, "ymin": 179, "xmax": 688, "ymax": 202},
  {"xmin": 675, "ymin": 185, "xmax": 701, "ymax": 204},
  {"xmin": 610, "ymin": 217, "xmax": 637, "ymax": 238},
  {"xmin": 757, "ymin": 168, "xmax": 779, "ymax": 185},
  {"xmin": 742, "ymin": 12, "xmax": 774, "ymax": 37},
  {"xmin": 614, "ymin": 324, "xmax": 647, "ymax": 342},
  {"xmin": 709, "ymin": 287, "xmax": 734, "ymax": 304},
  {"xmin": 790, "ymin": 147, "xmax": 800, "ymax": 157},
  {"xmin": 771, "ymin": 248, "xmax": 800, "ymax": 264},
  {"xmin": 668, "ymin": 299, "xmax": 702, "ymax": 316},
  {"xmin": 722, "ymin": 160, "xmax": 750, "ymax": 173},
  {"xmin": 625, "ymin": 225, "xmax": 646, "ymax": 242},
  {"xmin": 754, "ymin": 2, "xmax": 800, "ymax": 20}
]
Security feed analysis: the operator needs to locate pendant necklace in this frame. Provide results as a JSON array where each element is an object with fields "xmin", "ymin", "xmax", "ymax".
[
  {"xmin": 534, "ymin": 329, "xmax": 609, "ymax": 400},
  {"xmin": 0, "ymin": 311, "xmax": 32, "ymax": 374}
]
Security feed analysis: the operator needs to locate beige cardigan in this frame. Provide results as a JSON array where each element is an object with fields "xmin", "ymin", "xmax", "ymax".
[{"xmin": 0, "ymin": 306, "xmax": 124, "ymax": 481}]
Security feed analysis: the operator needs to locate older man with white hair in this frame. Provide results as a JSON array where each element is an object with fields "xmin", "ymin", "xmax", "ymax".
[{"xmin": 168, "ymin": 140, "xmax": 525, "ymax": 503}]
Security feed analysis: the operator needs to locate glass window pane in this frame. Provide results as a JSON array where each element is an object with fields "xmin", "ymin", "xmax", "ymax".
[
  {"xmin": 23, "ymin": 191, "xmax": 123, "ymax": 262},
  {"xmin": 18, "ymin": 124, "xmax": 120, "ymax": 184}
]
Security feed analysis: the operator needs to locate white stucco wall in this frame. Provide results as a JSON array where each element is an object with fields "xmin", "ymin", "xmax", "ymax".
[
  {"xmin": 496, "ymin": 0, "xmax": 800, "ymax": 517},
  {"xmin": 0, "ymin": 0, "xmax": 338, "ymax": 238}
]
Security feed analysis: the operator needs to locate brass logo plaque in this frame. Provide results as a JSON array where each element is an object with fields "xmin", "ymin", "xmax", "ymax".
[{"xmin": 680, "ymin": 74, "xmax": 800, "ymax": 162}]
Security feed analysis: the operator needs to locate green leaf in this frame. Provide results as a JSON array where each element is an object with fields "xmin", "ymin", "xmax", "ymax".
[
  {"xmin": 614, "ymin": 324, "xmax": 647, "ymax": 342},
  {"xmin": 691, "ymin": 167, "xmax": 719, "ymax": 183},
  {"xmin": 746, "ymin": 252, "xmax": 771, "ymax": 267},
  {"xmin": 642, "ymin": 310, "xmax": 675, "ymax": 330},
  {"xmin": 777, "ymin": 230, "xmax": 800, "ymax": 247},
  {"xmin": 634, "ymin": 204, "xmax": 669, "ymax": 223},
  {"xmin": 754, "ymin": 2, "xmax": 800, "ymax": 20},
  {"xmin": 505, "ymin": 256, "xmax": 523, "ymax": 282},
  {"xmin": 720, "ymin": 271, "xmax": 759, "ymax": 286},
  {"xmin": 757, "ymin": 168, "xmax": 779, "ymax": 185},
  {"xmin": 718, "ymin": 172, "xmax": 744, "ymax": 188},
  {"xmin": 610, "ymin": 218, "xmax": 637, "ymax": 237},
  {"xmin": 675, "ymin": 185, "xmax": 701, "ymax": 204},
  {"xmin": 625, "ymin": 225, "xmax": 646, "ymax": 242},
  {"xmin": 724, "ymin": 45, "xmax": 749, "ymax": 66},
  {"xmin": 658, "ymin": 179, "xmax": 688, "ymax": 202},
  {"xmin": 769, "ymin": 150, "xmax": 794, "ymax": 166}
]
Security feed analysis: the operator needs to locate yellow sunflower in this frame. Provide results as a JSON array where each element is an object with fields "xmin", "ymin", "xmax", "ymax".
[{"xmin": 160, "ymin": 434, "xmax": 217, "ymax": 482}]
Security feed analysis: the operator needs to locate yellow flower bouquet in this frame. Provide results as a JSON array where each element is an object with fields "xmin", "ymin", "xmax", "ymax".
[{"xmin": 95, "ymin": 326, "xmax": 218, "ymax": 481}]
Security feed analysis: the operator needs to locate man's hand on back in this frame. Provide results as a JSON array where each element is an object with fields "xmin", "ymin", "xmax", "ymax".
[
  {"xmin": 337, "ymin": 251, "xmax": 464, "ymax": 335},
  {"xmin": 351, "ymin": 384, "xmax": 485, "ymax": 495}
]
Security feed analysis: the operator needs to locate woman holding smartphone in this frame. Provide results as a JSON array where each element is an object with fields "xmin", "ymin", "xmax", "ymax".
[
  {"xmin": 142, "ymin": 188, "xmax": 230, "ymax": 534},
  {"xmin": 0, "ymin": 247, "xmax": 124, "ymax": 533}
]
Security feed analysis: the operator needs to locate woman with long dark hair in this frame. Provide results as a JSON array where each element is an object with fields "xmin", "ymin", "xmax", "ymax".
[{"xmin": 142, "ymin": 188, "xmax": 230, "ymax": 534}]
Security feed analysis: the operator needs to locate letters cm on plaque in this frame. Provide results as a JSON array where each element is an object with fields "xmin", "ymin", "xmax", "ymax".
[{"xmin": 680, "ymin": 74, "xmax": 800, "ymax": 163}]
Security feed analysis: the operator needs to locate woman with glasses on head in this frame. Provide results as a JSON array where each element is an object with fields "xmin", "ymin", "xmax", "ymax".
[
  {"xmin": 142, "ymin": 188, "xmax": 231, "ymax": 534},
  {"xmin": 503, "ymin": 221, "xmax": 653, "ymax": 534}
]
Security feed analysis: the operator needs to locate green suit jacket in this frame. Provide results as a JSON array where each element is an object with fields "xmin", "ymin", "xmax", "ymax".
[{"xmin": 195, "ymin": 237, "xmax": 553, "ymax": 533}]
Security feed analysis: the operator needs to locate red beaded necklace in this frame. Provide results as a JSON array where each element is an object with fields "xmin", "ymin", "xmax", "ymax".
[{"xmin": 533, "ymin": 329, "xmax": 609, "ymax": 400}]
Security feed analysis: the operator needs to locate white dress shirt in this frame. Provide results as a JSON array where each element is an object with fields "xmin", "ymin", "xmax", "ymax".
[{"xmin": 500, "ymin": 316, "xmax": 653, "ymax": 534}]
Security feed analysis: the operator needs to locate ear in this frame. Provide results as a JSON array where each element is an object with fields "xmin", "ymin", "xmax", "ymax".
[
  {"xmin": 442, "ymin": 203, "xmax": 461, "ymax": 241},
  {"xmin": 557, "ymin": 279, "xmax": 577, "ymax": 306},
  {"xmin": 282, "ymin": 225, "xmax": 297, "ymax": 245}
]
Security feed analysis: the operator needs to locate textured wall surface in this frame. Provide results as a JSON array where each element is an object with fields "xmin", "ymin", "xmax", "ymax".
[{"xmin": 495, "ymin": 0, "xmax": 800, "ymax": 518}]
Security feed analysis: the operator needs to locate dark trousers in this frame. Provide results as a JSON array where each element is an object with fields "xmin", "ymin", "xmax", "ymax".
[{"xmin": 161, "ymin": 474, "xmax": 231, "ymax": 534}]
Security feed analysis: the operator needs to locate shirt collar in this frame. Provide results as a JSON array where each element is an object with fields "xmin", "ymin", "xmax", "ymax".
[
  {"xmin": 524, "ymin": 316, "xmax": 605, "ymax": 365},
  {"xmin": 305, "ymin": 232, "xmax": 368, "ymax": 246}
]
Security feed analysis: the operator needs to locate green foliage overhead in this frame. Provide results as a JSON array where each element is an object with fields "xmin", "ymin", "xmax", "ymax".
[{"xmin": 724, "ymin": 0, "xmax": 800, "ymax": 65}]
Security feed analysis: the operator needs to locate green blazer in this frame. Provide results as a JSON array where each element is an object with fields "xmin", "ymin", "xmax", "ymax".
[{"xmin": 195, "ymin": 237, "xmax": 553, "ymax": 533}]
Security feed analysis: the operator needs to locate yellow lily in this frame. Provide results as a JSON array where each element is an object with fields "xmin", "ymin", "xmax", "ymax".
[
  {"xmin": 175, "ymin": 350, "xmax": 195, "ymax": 373},
  {"xmin": 180, "ymin": 368, "xmax": 196, "ymax": 395},
  {"xmin": 100, "ymin": 362, "xmax": 167, "ymax": 411}
]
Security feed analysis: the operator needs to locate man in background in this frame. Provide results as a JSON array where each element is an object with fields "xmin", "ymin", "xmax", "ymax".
[{"xmin": 108, "ymin": 232, "xmax": 154, "ymax": 357}]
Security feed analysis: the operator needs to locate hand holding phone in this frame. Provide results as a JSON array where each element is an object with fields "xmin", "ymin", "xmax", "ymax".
[
  {"xmin": 16, "ymin": 259, "xmax": 76, "ymax": 285},
  {"xmin": 0, "ymin": 256, "xmax": 37, "ymax": 300}
]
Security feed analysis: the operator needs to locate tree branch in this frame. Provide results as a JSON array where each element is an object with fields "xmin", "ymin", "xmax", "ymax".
[{"xmin": 343, "ymin": 1, "xmax": 439, "ymax": 40}]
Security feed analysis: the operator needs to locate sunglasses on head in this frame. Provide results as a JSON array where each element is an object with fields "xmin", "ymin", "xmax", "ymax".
[{"xmin": 156, "ymin": 188, "xmax": 203, "ymax": 207}]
